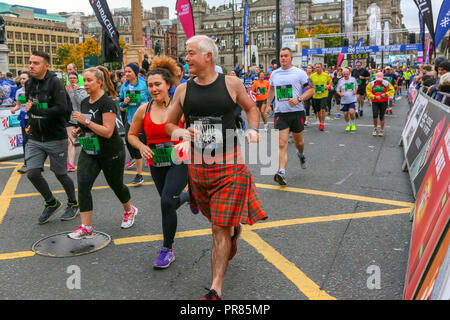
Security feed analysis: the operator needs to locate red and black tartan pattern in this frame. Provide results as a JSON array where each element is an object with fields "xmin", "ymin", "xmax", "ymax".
[{"xmin": 188, "ymin": 163, "xmax": 267, "ymax": 227}]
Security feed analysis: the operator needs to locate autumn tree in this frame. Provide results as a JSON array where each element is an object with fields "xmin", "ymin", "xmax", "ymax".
[{"xmin": 297, "ymin": 24, "xmax": 341, "ymax": 66}]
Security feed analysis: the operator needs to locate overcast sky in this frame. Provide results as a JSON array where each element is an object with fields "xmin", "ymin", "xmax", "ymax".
[{"xmin": 1, "ymin": 0, "xmax": 444, "ymax": 30}]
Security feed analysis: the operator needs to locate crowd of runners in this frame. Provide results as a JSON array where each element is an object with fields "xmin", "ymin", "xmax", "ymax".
[{"xmin": 12, "ymin": 35, "xmax": 425, "ymax": 300}]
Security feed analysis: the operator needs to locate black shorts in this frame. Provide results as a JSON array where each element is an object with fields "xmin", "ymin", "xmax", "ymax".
[
  {"xmin": 357, "ymin": 85, "xmax": 367, "ymax": 96},
  {"xmin": 372, "ymin": 101, "xmax": 387, "ymax": 120},
  {"xmin": 312, "ymin": 98, "xmax": 328, "ymax": 113},
  {"xmin": 274, "ymin": 111, "xmax": 305, "ymax": 133},
  {"xmin": 256, "ymin": 100, "xmax": 267, "ymax": 108}
]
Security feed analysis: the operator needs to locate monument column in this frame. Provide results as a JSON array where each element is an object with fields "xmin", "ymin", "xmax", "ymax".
[{"xmin": 123, "ymin": 0, "xmax": 151, "ymax": 66}]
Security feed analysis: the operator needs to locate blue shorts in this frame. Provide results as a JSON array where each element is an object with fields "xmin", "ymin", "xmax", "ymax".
[{"xmin": 340, "ymin": 103, "xmax": 356, "ymax": 112}]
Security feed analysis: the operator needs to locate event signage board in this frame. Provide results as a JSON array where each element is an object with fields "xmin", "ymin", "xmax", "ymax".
[
  {"xmin": 302, "ymin": 44, "xmax": 424, "ymax": 56},
  {"xmin": 402, "ymin": 93, "xmax": 429, "ymax": 156},
  {"xmin": 0, "ymin": 108, "xmax": 23, "ymax": 160},
  {"xmin": 404, "ymin": 125, "xmax": 450, "ymax": 299},
  {"xmin": 404, "ymin": 98, "xmax": 449, "ymax": 196}
]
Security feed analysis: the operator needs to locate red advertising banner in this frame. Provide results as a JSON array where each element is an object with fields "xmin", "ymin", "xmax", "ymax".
[
  {"xmin": 176, "ymin": 0, "xmax": 195, "ymax": 40},
  {"xmin": 404, "ymin": 124, "xmax": 450, "ymax": 299}
]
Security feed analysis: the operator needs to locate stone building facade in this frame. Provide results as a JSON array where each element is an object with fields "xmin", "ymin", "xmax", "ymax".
[{"xmin": 177, "ymin": 0, "xmax": 407, "ymax": 71}]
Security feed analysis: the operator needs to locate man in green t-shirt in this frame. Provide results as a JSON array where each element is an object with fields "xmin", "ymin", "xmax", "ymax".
[
  {"xmin": 310, "ymin": 63, "xmax": 332, "ymax": 131},
  {"xmin": 66, "ymin": 63, "xmax": 84, "ymax": 87}
]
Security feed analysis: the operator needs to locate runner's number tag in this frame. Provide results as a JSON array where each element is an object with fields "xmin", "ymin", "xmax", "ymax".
[
  {"xmin": 78, "ymin": 132, "xmax": 100, "ymax": 156},
  {"xmin": 126, "ymin": 90, "xmax": 141, "ymax": 107},
  {"xmin": 149, "ymin": 142, "xmax": 174, "ymax": 167},
  {"xmin": 190, "ymin": 116, "xmax": 223, "ymax": 150},
  {"xmin": 345, "ymin": 83, "xmax": 354, "ymax": 91},
  {"xmin": 315, "ymin": 85, "xmax": 325, "ymax": 94},
  {"xmin": 276, "ymin": 85, "xmax": 293, "ymax": 101}
]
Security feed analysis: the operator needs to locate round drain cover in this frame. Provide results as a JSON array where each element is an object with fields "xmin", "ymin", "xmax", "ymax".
[{"xmin": 31, "ymin": 231, "xmax": 111, "ymax": 257}]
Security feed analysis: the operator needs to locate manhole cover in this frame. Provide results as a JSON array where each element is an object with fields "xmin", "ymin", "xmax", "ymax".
[{"xmin": 31, "ymin": 231, "xmax": 111, "ymax": 257}]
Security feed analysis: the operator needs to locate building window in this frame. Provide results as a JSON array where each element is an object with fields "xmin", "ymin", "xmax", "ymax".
[
  {"xmin": 52, "ymin": 46, "xmax": 56, "ymax": 53},
  {"xmin": 44, "ymin": 35, "xmax": 49, "ymax": 42},
  {"xmin": 17, "ymin": 56, "xmax": 22, "ymax": 65},
  {"xmin": 31, "ymin": 45, "xmax": 37, "ymax": 52},
  {"xmin": 8, "ymin": 44, "xmax": 14, "ymax": 52},
  {"xmin": 45, "ymin": 46, "xmax": 50, "ymax": 53},
  {"xmin": 58, "ymin": 36, "xmax": 62, "ymax": 42},
  {"xmin": 64, "ymin": 37, "xmax": 68, "ymax": 43},
  {"xmin": 16, "ymin": 44, "xmax": 22, "ymax": 52},
  {"xmin": 15, "ymin": 32, "xmax": 21, "ymax": 40},
  {"xmin": 7, "ymin": 31, "xmax": 13, "ymax": 39},
  {"xmin": 23, "ymin": 33, "xmax": 28, "ymax": 40},
  {"xmin": 51, "ymin": 35, "xmax": 56, "ymax": 42},
  {"xmin": 9, "ymin": 56, "xmax": 15, "ymax": 64},
  {"xmin": 257, "ymin": 14, "xmax": 262, "ymax": 25},
  {"xmin": 30, "ymin": 34, "xmax": 36, "ymax": 41},
  {"xmin": 257, "ymin": 33, "xmax": 263, "ymax": 47},
  {"xmin": 24, "ymin": 45, "xmax": 29, "ymax": 52},
  {"xmin": 220, "ymin": 56, "xmax": 225, "ymax": 65},
  {"xmin": 313, "ymin": 16, "xmax": 317, "ymax": 21},
  {"xmin": 37, "ymin": 34, "xmax": 43, "ymax": 42},
  {"xmin": 38, "ymin": 46, "xmax": 44, "ymax": 52}
]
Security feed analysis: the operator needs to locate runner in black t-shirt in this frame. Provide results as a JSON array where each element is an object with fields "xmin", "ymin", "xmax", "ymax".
[
  {"xmin": 69, "ymin": 67, "xmax": 138, "ymax": 239},
  {"xmin": 351, "ymin": 61, "xmax": 370, "ymax": 117}
]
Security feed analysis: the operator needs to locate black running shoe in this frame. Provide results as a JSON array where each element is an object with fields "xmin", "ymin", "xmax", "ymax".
[
  {"xmin": 60, "ymin": 201, "xmax": 80, "ymax": 221},
  {"xmin": 38, "ymin": 199, "xmax": 62, "ymax": 224},
  {"xmin": 200, "ymin": 289, "xmax": 222, "ymax": 300},
  {"xmin": 131, "ymin": 174, "xmax": 144, "ymax": 186},
  {"xmin": 297, "ymin": 152, "xmax": 307, "ymax": 169},
  {"xmin": 17, "ymin": 165, "xmax": 27, "ymax": 174},
  {"xmin": 274, "ymin": 171, "xmax": 287, "ymax": 186}
]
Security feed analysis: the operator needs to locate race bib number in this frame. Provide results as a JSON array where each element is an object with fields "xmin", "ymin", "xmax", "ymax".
[
  {"xmin": 149, "ymin": 142, "xmax": 174, "ymax": 167},
  {"xmin": 190, "ymin": 116, "xmax": 223, "ymax": 149},
  {"xmin": 315, "ymin": 85, "xmax": 325, "ymax": 94},
  {"xmin": 276, "ymin": 85, "xmax": 293, "ymax": 101},
  {"xmin": 345, "ymin": 83, "xmax": 354, "ymax": 91},
  {"xmin": 17, "ymin": 94, "xmax": 27, "ymax": 105},
  {"xmin": 78, "ymin": 133, "xmax": 100, "ymax": 155},
  {"xmin": 357, "ymin": 79, "xmax": 362, "ymax": 85},
  {"xmin": 257, "ymin": 87, "xmax": 266, "ymax": 95},
  {"xmin": 126, "ymin": 90, "xmax": 141, "ymax": 106},
  {"xmin": 34, "ymin": 101, "xmax": 48, "ymax": 109},
  {"xmin": 374, "ymin": 86, "xmax": 385, "ymax": 94}
]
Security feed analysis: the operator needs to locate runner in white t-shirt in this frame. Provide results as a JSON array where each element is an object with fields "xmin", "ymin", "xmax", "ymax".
[
  {"xmin": 336, "ymin": 68, "xmax": 358, "ymax": 132},
  {"xmin": 266, "ymin": 47, "xmax": 314, "ymax": 186}
]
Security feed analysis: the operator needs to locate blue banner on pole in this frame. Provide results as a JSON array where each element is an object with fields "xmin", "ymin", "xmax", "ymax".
[
  {"xmin": 434, "ymin": 0, "xmax": 450, "ymax": 48},
  {"xmin": 243, "ymin": 1, "xmax": 249, "ymax": 46}
]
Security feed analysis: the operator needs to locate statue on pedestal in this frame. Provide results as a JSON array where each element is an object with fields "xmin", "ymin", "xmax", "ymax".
[{"xmin": 0, "ymin": 16, "xmax": 6, "ymax": 45}]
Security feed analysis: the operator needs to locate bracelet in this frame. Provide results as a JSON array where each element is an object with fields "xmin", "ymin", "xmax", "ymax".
[{"xmin": 247, "ymin": 126, "xmax": 258, "ymax": 132}]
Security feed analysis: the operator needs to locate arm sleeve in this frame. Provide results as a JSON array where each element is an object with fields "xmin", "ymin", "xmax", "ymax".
[
  {"xmin": 366, "ymin": 83, "xmax": 375, "ymax": 100},
  {"xmin": 386, "ymin": 83, "xmax": 396, "ymax": 97}
]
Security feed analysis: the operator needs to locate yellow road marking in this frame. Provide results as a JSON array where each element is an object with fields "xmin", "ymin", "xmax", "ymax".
[
  {"xmin": 0, "ymin": 166, "xmax": 20, "ymax": 170},
  {"xmin": 246, "ymin": 207, "xmax": 412, "ymax": 231},
  {"xmin": 241, "ymin": 229, "xmax": 336, "ymax": 300},
  {"xmin": 11, "ymin": 182, "xmax": 155, "ymax": 199},
  {"xmin": 0, "ymin": 165, "xmax": 23, "ymax": 224},
  {"xmin": 0, "ymin": 251, "xmax": 35, "ymax": 261},
  {"xmin": 114, "ymin": 228, "xmax": 212, "ymax": 245},
  {"xmin": 255, "ymin": 183, "xmax": 414, "ymax": 208}
]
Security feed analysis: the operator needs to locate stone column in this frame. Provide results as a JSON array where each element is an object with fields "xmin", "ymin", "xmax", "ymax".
[{"xmin": 123, "ymin": 0, "xmax": 151, "ymax": 66}]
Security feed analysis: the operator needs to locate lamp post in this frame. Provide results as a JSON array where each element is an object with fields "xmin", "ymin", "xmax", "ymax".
[{"xmin": 276, "ymin": 0, "xmax": 280, "ymax": 62}]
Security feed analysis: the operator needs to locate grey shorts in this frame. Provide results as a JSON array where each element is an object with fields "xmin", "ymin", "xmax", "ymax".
[{"xmin": 25, "ymin": 139, "xmax": 68, "ymax": 175}]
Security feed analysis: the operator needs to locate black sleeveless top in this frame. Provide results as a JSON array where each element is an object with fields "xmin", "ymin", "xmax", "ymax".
[{"xmin": 183, "ymin": 73, "xmax": 238, "ymax": 156}]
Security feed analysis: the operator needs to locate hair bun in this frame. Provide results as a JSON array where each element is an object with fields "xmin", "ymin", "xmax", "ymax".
[{"xmin": 150, "ymin": 56, "xmax": 178, "ymax": 78}]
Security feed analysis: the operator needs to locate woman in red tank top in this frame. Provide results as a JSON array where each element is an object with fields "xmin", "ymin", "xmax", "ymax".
[{"xmin": 128, "ymin": 56, "xmax": 190, "ymax": 270}]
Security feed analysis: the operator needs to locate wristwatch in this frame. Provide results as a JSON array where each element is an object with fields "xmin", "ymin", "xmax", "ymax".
[
  {"xmin": 84, "ymin": 118, "xmax": 91, "ymax": 126},
  {"xmin": 297, "ymin": 96, "xmax": 303, "ymax": 103}
]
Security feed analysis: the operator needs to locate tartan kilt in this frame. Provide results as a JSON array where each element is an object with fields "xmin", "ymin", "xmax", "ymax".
[{"xmin": 188, "ymin": 163, "xmax": 267, "ymax": 227}]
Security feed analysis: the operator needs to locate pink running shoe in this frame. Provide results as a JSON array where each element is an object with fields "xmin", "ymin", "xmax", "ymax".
[
  {"xmin": 67, "ymin": 164, "xmax": 76, "ymax": 172},
  {"xmin": 125, "ymin": 158, "xmax": 135, "ymax": 169},
  {"xmin": 68, "ymin": 225, "xmax": 94, "ymax": 240}
]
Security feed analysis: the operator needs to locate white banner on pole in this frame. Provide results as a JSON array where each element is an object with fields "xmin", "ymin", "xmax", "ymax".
[
  {"xmin": 344, "ymin": 0, "xmax": 353, "ymax": 45},
  {"xmin": 384, "ymin": 21, "xmax": 390, "ymax": 46}
]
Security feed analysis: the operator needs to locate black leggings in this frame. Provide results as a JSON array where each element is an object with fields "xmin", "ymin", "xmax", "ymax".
[
  {"xmin": 150, "ymin": 164, "xmax": 188, "ymax": 249},
  {"xmin": 77, "ymin": 148, "xmax": 131, "ymax": 212},
  {"xmin": 27, "ymin": 168, "xmax": 77, "ymax": 204}
]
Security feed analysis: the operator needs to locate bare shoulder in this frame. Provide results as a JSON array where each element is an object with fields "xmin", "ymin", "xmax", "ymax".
[
  {"xmin": 225, "ymin": 74, "xmax": 244, "ymax": 88},
  {"xmin": 173, "ymin": 82, "xmax": 188, "ymax": 106}
]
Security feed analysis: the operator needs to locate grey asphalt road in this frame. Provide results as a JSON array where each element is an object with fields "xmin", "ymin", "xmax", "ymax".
[{"xmin": 0, "ymin": 92, "xmax": 415, "ymax": 301}]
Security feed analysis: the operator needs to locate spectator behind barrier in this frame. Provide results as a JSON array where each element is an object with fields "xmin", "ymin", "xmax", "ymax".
[{"xmin": 436, "ymin": 72, "xmax": 450, "ymax": 106}]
